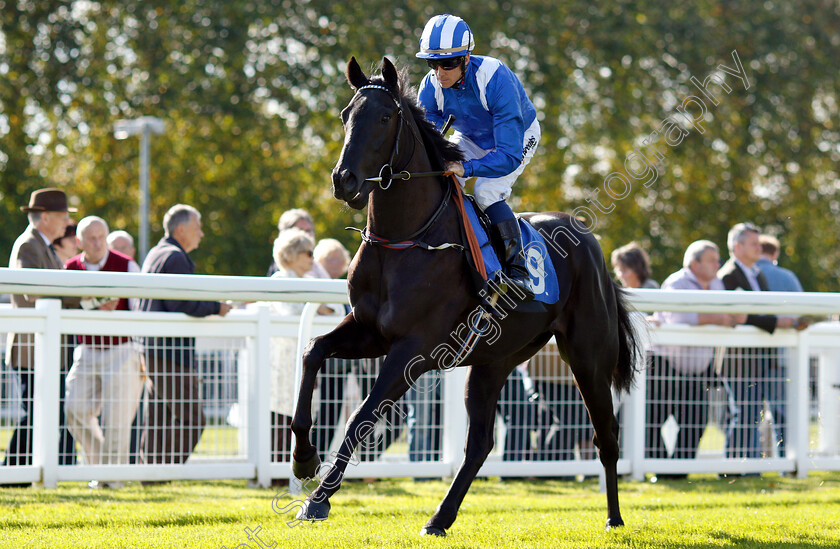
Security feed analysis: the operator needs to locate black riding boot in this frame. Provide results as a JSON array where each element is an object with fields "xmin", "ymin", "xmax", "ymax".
[{"xmin": 493, "ymin": 218, "xmax": 535, "ymax": 301}]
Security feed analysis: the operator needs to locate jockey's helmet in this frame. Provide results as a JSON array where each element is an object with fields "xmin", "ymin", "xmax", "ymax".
[{"xmin": 416, "ymin": 14, "xmax": 474, "ymax": 59}]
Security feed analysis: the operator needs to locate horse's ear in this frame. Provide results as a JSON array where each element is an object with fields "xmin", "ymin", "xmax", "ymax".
[
  {"xmin": 381, "ymin": 56, "xmax": 399, "ymax": 91},
  {"xmin": 346, "ymin": 57, "xmax": 368, "ymax": 90}
]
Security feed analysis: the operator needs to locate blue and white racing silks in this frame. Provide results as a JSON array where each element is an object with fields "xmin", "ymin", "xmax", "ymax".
[{"xmin": 417, "ymin": 55, "xmax": 538, "ymax": 179}]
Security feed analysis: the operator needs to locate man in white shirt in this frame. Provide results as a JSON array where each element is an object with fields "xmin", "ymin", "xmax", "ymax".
[
  {"xmin": 648, "ymin": 241, "xmax": 745, "ymax": 467},
  {"xmin": 63, "ymin": 216, "xmax": 145, "ymax": 487}
]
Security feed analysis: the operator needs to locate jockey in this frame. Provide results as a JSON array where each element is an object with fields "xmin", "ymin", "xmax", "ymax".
[{"xmin": 416, "ymin": 14, "xmax": 540, "ymax": 300}]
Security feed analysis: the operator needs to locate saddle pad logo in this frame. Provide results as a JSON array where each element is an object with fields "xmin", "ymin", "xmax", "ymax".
[{"xmin": 463, "ymin": 199, "xmax": 560, "ymax": 305}]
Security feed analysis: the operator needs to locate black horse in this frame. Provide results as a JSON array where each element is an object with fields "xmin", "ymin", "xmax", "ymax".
[{"xmin": 291, "ymin": 56, "xmax": 640, "ymax": 536}]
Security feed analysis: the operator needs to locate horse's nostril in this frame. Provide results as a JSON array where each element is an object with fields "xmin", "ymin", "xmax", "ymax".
[
  {"xmin": 340, "ymin": 170, "xmax": 352, "ymax": 186},
  {"xmin": 332, "ymin": 168, "xmax": 359, "ymax": 200}
]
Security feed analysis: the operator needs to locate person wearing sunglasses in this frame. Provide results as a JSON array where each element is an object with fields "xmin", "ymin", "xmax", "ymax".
[{"xmin": 417, "ymin": 14, "xmax": 541, "ymax": 300}]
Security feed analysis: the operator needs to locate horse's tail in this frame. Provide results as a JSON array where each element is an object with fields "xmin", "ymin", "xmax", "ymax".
[{"xmin": 612, "ymin": 282, "xmax": 642, "ymax": 393}]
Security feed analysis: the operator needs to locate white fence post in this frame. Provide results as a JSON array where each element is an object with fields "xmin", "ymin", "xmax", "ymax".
[
  {"xmin": 818, "ymin": 348, "xmax": 840, "ymax": 455},
  {"xmin": 792, "ymin": 330, "xmax": 811, "ymax": 478},
  {"xmin": 33, "ymin": 299, "xmax": 62, "ymax": 488},
  {"xmin": 248, "ymin": 304, "xmax": 272, "ymax": 488},
  {"xmin": 628, "ymin": 365, "xmax": 647, "ymax": 481},
  {"xmin": 442, "ymin": 366, "xmax": 468, "ymax": 476}
]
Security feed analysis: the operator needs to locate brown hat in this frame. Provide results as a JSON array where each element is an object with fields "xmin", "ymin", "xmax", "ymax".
[{"xmin": 21, "ymin": 188, "xmax": 77, "ymax": 213}]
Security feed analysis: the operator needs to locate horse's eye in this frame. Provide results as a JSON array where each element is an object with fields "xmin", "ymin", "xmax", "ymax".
[{"xmin": 381, "ymin": 113, "xmax": 391, "ymax": 123}]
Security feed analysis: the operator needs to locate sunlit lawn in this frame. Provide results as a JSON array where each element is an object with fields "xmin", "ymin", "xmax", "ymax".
[{"xmin": 2, "ymin": 473, "xmax": 840, "ymax": 548}]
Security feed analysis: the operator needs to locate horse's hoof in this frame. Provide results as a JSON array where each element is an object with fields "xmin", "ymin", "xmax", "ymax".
[
  {"xmin": 292, "ymin": 451, "xmax": 321, "ymax": 480},
  {"xmin": 605, "ymin": 516, "xmax": 625, "ymax": 529},
  {"xmin": 420, "ymin": 526, "xmax": 446, "ymax": 537},
  {"xmin": 296, "ymin": 498, "xmax": 330, "ymax": 521}
]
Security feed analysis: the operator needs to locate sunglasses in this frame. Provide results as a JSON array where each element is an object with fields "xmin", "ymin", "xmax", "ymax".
[{"xmin": 426, "ymin": 57, "xmax": 464, "ymax": 71}]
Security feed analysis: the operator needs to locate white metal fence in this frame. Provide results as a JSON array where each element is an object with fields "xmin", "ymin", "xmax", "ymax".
[{"xmin": 1, "ymin": 268, "xmax": 839, "ymax": 488}]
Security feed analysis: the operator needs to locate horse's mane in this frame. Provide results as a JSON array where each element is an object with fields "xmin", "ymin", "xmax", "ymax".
[{"xmin": 368, "ymin": 70, "xmax": 464, "ymax": 171}]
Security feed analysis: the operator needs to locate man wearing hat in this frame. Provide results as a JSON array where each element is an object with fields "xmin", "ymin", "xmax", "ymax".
[{"xmin": 3, "ymin": 188, "xmax": 81, "ymax": 479}]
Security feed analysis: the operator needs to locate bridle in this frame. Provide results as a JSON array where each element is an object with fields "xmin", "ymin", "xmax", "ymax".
[
  {"xmin": 356, "ymin": 84, "xmax": 448, "ymax": 189},
  {"xmin": 348, "ymin": 84, "xmax": 459, "ymax": 251}
]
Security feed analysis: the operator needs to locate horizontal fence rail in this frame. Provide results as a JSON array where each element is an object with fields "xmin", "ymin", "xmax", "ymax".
[
  {"xmin": 3, "ymin": 267, "xmax": 840, "ymax": 313},
  {"xmin": 0, "ymin": 268, "xmax": 838, "ymax": 488}
]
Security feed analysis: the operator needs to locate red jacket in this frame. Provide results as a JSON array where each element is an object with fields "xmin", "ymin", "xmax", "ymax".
[{"xmin": 65, "ymin": 250, "xmax": 133, "ymax": 346}]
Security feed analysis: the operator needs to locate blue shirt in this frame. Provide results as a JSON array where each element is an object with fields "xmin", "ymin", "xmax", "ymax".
[
  {"xmin": 755, "ymin": 257, "xmax": 803, "ymax": 292},
  {"xmin": 418, "ymin": 55, "xmax": 538, "ymax": 179}
]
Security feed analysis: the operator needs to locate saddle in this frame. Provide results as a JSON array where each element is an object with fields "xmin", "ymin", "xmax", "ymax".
[{"xmin": 452, "ymin": 189, "xmax": 560, "ymax": 312}]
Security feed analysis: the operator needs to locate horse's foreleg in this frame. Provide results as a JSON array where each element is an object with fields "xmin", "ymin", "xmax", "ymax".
[
  {"xmin": 422, "ymin": 364, "xmax": 509, "ymax": 537},
  {"xmin": 291, "ymin": 314, "xmax": 383, "ymax": 479},
  {"xmin": 299, "ymin": 342, "xmax": 424, "ymax": 521}
]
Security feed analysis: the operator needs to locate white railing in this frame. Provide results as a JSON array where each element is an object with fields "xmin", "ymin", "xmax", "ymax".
[{"xmin": 0, "ymin": 268, "xmax": 839, "ymax": 487}]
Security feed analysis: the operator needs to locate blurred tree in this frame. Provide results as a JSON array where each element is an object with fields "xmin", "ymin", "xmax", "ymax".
[
  {"xmin": 1, "ymin": 0, "xmax": 838, "ymax": 290},
  {"xmin": 0, "ymin": 1, "xmax": 87, "ymax": 254}
]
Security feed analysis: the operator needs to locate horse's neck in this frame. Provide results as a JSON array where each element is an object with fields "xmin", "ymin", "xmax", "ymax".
[{"xmin": 367, "ymin": 152, "xmax": 443, "ymax": 240}]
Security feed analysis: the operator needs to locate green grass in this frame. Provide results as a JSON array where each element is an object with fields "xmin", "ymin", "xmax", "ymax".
[{"xmin": 2, "ymin": 474, "xmax": 840, "ymax": 548}]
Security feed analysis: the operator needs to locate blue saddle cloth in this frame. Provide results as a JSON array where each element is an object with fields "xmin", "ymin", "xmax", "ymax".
[{"xmin": 463, "ymin": 199, "xmax": 561, "ymax": 305}]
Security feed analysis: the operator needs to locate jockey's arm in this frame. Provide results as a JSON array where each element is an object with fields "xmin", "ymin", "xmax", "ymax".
[
  {"xmin": 417, "ymin": 73, "xmax": 446, "ymax": 130},
  {"xmin": 461, "ymin": 70, "xmax": 527, "ymax": 179}
]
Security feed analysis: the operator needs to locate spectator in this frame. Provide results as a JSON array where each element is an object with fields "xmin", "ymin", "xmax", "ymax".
[
  {"xmin": 63, "ymin": 216, "xmax": 145, "ymax": 488},
  {"xmin": 137, "ymin": 204, "xmax": 232, "ymax": 467},
  {"xmin": 757, "ymin": 235, "xmax": 804, "ymax": 292},
  {"xmin": 51, "ymin": 221, "xmax": 82, "ymax": 467},
  {"xmin": 265, "ymin": 229, "xmax": 333, "ymax": 464},
  {"xmin": 107, "ymin": 230, "xmax": 137, "ymax": 260},
  {"xmin": 313, "ymin": 238, "xmax": 352, "ymax": 280},
  {"xmin": 611, "ymin": 242, "xmax": 659, "ymax": 289},
  {"xmin": 106, "ymin": 229, "xmax": 144, "ymax": 462},
  {"xmin": 718, "ymin": 223, "xmax": 799, "ymax": 460},
  {"xmin": 406, "ymin": 371, "xmax": 443, "ymax": 465},
  {"xmin": 529, "ymin": 351, "xmax": 592, "ymax": 463},
  {"xmin": 498, "ymin": 364, "xmax": 541, "ymax": 462},
  {"xmin": 756, "ymin": 234, "xmax": 807, "ymax": 458},
  {"xmin": 266, "ymin": 208, "xmax": 329, "ymax": 279},
  {"xmin": 648, "ymin": 240, "xmax": 745, "ymax": 472},
  {"xmin": 52, "ymin": 223, "xmax": 79, "ymax": 264},
  {"xmin": 3, "ymin": 188, "xmax": 81, "ymax": 483}
]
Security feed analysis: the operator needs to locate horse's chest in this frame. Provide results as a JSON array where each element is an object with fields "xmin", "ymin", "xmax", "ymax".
[{"xmin": 351, "ymin": 280, "xmax": 444, "ymax": 342}]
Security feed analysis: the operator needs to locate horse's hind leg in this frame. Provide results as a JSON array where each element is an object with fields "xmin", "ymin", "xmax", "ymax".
[
  {"xmin": 422, "ymin": 363, "xmax": 510, "ymax": 537},
  {"xmin": 291, "ymin": 314, "xmax": 384, "ymax": 479},
  {"xmin": 560, "ymin": 332, "xmax": 624, "ymax": 528}
]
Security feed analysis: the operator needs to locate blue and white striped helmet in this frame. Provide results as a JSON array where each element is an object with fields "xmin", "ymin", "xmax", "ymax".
[{"xmin": 416, "ymin": 14, "xmax": 475, "ymax": 59}]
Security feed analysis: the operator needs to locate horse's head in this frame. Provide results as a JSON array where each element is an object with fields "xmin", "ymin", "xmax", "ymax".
[{"xmin": 331, "ymin": 56, "xmax": 404, "ymax": 210}]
